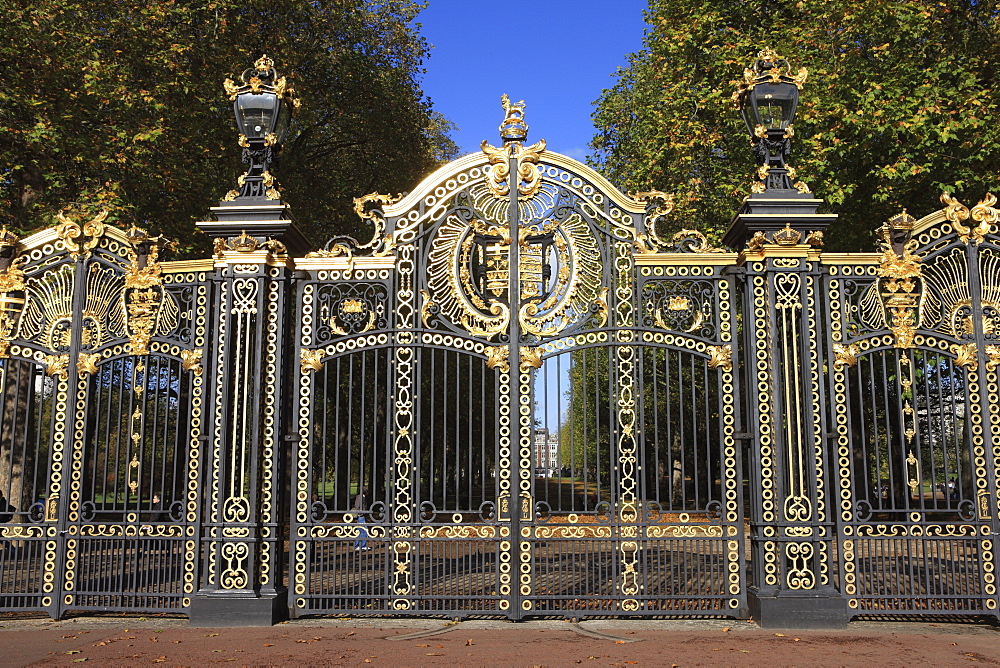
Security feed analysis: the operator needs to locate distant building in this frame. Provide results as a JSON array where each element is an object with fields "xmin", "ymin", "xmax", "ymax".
[{"xmin": 533, "ymin": 428, "xmax": 560, "ymax": 477}]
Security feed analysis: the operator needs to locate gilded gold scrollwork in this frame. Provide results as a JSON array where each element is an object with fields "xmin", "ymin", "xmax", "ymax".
[
  {"xmin": 905, "ymin": 450, "xmax": 920, "ymax": 496},
  {"xmin": 123, "ymin": 226, "xmax": 167, "ymax": 356},
  {"xmin": 942, "ymin": 191, "xmax": 996, "ymax": 244},
  {"xmin": 833, "ymin": 343, "xmax": 858, "ymax": 369},
  {"xmin": 56, "ymin": 209, "xmax": 108, "ymax": 260},
  {"xmin": 951, "ymin": 342, "xmax": 977, "ymax": 369},
  {"xmin": 876, "ymin": 214, "xmax": 922, "ymax": 349},
  {"xmin": 0, "ymin": 235, "xmax": 27, "ymax": 358},
  {"xmin": 986, "ymin": 344, "xmax": 1000, "ymax": 371},
  {"xmin": 77, "ymin": 352, "xmax": 100, "ymax": 376},
  {"xmin": 181, "ymin": 349, "xmax": 203, "ymax": 375},
  {"xmin": 44, "ymin": 354, "xmax": 69, "ymax": 380},
  {"xmin": 352, "ymin": 192, "xmax": 402, "ymax": 253},
  {"xmin": 785, "ymin": 542, "xmax": 815, "ymax": 590}
]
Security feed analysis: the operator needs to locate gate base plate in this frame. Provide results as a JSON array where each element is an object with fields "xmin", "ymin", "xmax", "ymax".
[{"xmin": 189, "ymin": 589, "xmax": 289, "ymax": 627}]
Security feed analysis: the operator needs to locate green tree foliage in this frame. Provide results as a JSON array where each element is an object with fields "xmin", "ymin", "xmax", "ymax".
[
  {"xmin": 1, "ymin": 0, "xmax": 459, "ymax": 256},
  {"xmin": 591, "ymin": 0, "xmax": 1000, "ymax": 250}
]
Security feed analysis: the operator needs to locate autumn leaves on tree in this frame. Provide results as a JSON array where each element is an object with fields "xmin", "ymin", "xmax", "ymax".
[
  {"xmin": 1, "ymin": 0, "xmax": 458, "ymax": 256},
  {"xmin": 591, "ymin": 0, "xmax": 1000, "ymax": 250}
]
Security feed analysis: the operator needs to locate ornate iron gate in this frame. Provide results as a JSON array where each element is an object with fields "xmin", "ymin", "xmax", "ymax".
[
  {"xmin": 0, "ymin": 221, "xmax": 205, "ymax": 617},
  {"xmin": 2, "ymin": 94, "xmax": 999, "ymax": 627},
  {"xmin": 290, "ymin": 100, "xmax": 747, "ymax": 618},
  {"xmin": 827, "ymin": 202, "xmax": 1000, "ymax": 616}
]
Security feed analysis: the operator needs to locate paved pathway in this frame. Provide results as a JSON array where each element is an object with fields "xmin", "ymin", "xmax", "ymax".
[{"xmin": 1, "ymin": 616, "xmax": 998, "ymax": 666}]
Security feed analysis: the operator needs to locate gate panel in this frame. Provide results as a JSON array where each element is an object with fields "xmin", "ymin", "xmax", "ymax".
[
  {"xmin": 0, "ymin": 222, "xmax": 207, "ymax": 617},
  {"xmin": 526, "ymin": 252, "xmax": 744, "ymax": 616},
  {"xmin": 828, "ymin": 207, "xmax": 999, "ymax": 616}
]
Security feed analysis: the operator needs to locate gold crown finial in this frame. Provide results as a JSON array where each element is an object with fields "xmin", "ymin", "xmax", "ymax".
[
  {"xmin": 888, "ymin": 209, "xmax": 916, "ymax": 231},
  {"xmin": 254, "ymin": 54, "xmax": 275, "ymax": 72}
]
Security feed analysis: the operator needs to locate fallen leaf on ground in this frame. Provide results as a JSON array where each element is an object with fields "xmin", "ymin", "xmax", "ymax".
[
  {"xmin": 72, "ymin": 659, "xmax": 88, "ymax": 663},
  {"xmin": 263, "ymin": 644, "xmax": 274, "ymax": 647},
  {"xmin": 206, "ymin": 633, "xmax": 219, "ymax": 637},
  {"xmin": 466, "ymin": 639, "xmax": 473, "ymax": 646},
  {"xmin": 722, "ymin": 627, "xmax": 731, "ymax": 632},
  {"xmin": 425, "ymin": 653, "xmax": 444, "ymax": 656},
  {"xmin": 774, "ymin": 633, "xmax": 785, "ymax": 637},
  {"xmin": 615, "ymin": 640, "xmax": 626, "ymax": 644},
  {"xmin": 416, "ymin": 644, "xmax": 430, "ymax": 647}
]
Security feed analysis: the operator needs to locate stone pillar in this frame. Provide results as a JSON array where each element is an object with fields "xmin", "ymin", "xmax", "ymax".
[
  {"xmin": 188, "ymin": 197, "xmax": 309, "ymax": 626},
  {"xmin": 725, "ymin": 189, "xmax": 849, "ymax": 628}
]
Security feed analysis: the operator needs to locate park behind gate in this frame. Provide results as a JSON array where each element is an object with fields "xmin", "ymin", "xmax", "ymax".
[{"xmin": 1, "ymin": 63, "xmax": 1000, "ymax": 629}]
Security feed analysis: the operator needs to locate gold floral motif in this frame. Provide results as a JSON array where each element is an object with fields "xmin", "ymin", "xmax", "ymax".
[
  {"xmin": 300, "ymin": 348, "xmax": 324, "ymax": 374},
  {"xmin": 0, "ymin": 237, "xmax": 27, "ymax": 358},
  {"xmin": 518, "ymin": 346, "xmax": 542, "ymax": 373},
  {"xmin": 968, "ymin": 192, "xmax": 999, "ymax": 243},
  {"xmin": 485, "ymin": 345, "xmax": 510, "ymax": 373},
  {"xmin": 706, "ymin": 344, "xmax": 733, "ymax": 372},
  {"xmin": 986, "ymin": 344, "xmax": 1000, "ymax": 371},
  {"xmin": 594, "ymin": 287, "xmax": 609, "ymax": 327},
  {"xmin": 952, "ymin": 342, "xmax": 978, "ymax": 369},
  {"xmin": 44, "ymin": 354, "xmax": 69, "ymax": 380},
  {"xmin": 181, "ymin": 349, "xmax": 203, "ymax": 375},
  {"xmin": 905, "ymin": 450, "xmax": 920, "ymax": 496},
  {"xmin": 942, "ymin": 191, "xmax": 996, "ymax": 244},
  {"xmin": 77, "ymin": 352, "xmax": 100, "ymax": 376},
  {"xmin": 833, "ymin": 343, "xmax": 858, "ymax": 369}
]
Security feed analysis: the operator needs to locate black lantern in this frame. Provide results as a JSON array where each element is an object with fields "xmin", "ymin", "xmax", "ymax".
[
  {"xmin": 734, "ymin": 48, "xmax": 808, "ymax": 192},
  {"xmin": 222, "ymin": 56, "xmax": 299, "ymax": 201}
]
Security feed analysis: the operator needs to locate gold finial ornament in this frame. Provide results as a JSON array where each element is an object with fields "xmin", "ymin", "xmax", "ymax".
[{"xmin": 499, "ymin": 94, "xmax": 528, "ymax": 144}]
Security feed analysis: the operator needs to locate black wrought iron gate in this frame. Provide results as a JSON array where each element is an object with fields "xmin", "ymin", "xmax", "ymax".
[
  {"xmin": 289, "ymin": 101, "xmax": 747, "ymax": 618},
  {"xmin": 3, "ymin": 98, "xmax": 999, "ymax": 627},
  {"xmin": 0, "ymin": 221, "xmax": 205, "ymax": 617}
]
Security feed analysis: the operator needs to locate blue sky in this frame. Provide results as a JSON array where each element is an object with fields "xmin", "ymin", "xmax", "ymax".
[{"xmin": 418, "ymin": 0, "xmax": 649, "ymax": 161}]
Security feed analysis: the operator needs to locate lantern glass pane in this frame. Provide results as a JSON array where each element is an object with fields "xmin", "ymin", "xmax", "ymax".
[
  {"xmin": 272, "ymin": 99, "xmax": 292, "ymax": 143},
  {"xmin": 752, "ymin": 83, "xmax": 797, "ymax": 129},
  {"xmin": 236, "ymin": 93, "xmax": 277, "ymax": 138}
]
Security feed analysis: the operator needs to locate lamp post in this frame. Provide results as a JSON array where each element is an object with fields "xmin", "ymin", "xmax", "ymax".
[
  {"xmin": 223, "ymin": 55, "xmax": 299, "ymax": 201},
  {"xmin": 734, "ymin": 48, "xmax": 808, "ymax": 193}
]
